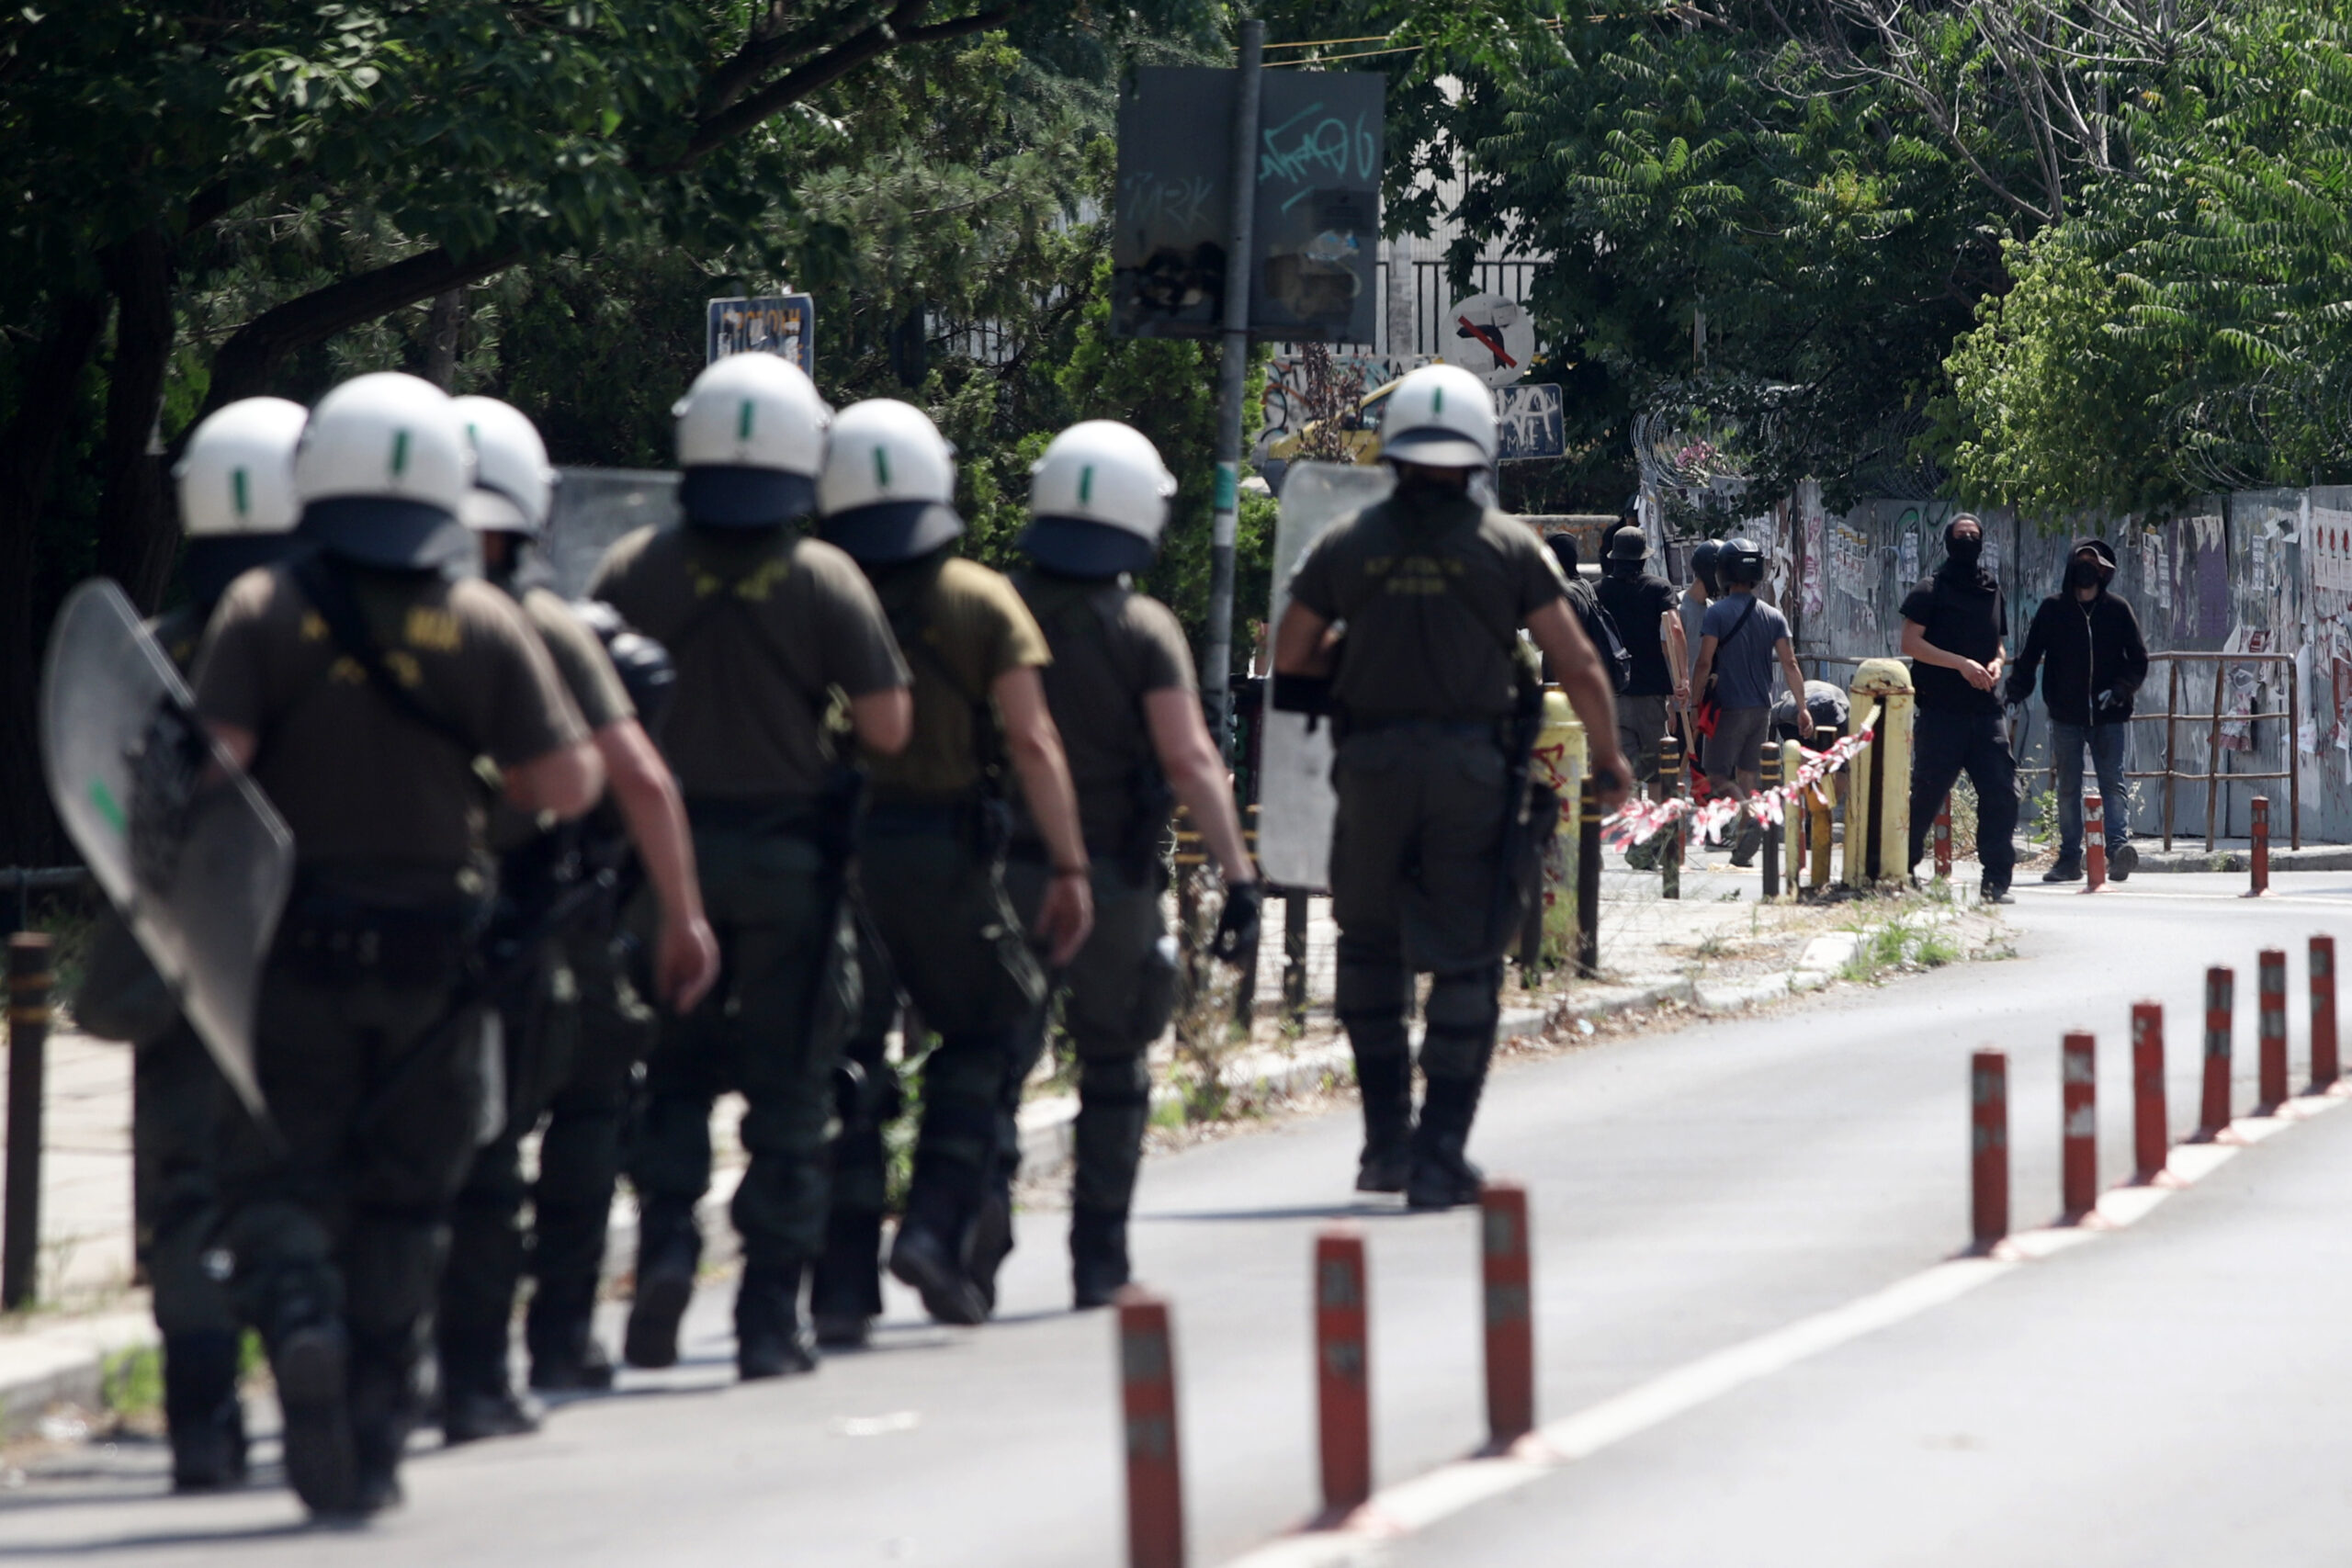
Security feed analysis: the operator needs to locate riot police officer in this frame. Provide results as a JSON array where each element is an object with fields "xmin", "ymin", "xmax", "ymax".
[
  {"xmin": 1272, "ymin": 366, "xmax": 1629, "ymax": 1209},
  {"xmin": 998, "ymin": 421, "xmax": 1261, "ymax": 1307},
  {"xmin": 806, "ymin": 400, "xmax": 1092, "ymax": 1338},
  {"xmin": 74, "ymin": 397, "xmax": 310, "ymax": 1490},
  {"xmin": 193, "ymin": 372, "xmax": 605, "ymax": 1516},
  {"xmin": 592, "ymin": 355, "xmax": 911, "ymax": 1380},
  {"xmin": 435, "ymin": 397, "xmax": 719, "ymax": 1438}
]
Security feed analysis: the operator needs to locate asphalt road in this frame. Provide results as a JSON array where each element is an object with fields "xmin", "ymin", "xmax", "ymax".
[{"xmin": 6, "ymin": 871, "xmax": 2348, "ymax": 1565}]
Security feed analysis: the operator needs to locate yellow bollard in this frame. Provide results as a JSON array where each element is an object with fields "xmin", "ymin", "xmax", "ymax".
[
  {"xmin": 1534, "ymin": 685, "xmax": 1587, "ymax": 969},
  {"xmin": 1848, "ymin": 658, "xmax": 1916, "ymax": 888},
  {"xmin": 1843, "ymin": 696, "xmax": 1879, "ymax": 890},
  {"xmin": 1781, "ymin": 739, "xmax": 1804, "ymax": 897}
]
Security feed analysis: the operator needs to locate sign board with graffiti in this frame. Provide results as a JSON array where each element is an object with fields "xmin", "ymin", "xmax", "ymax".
[
  {"xmin": 1497, "ymin": 383, "xmax": 1565, "ymax": 460},
  {"xmin": 1111, "ymin": 66, "xmax": 1383, "ymax": 344},
  {"xmin": 706, "ymin": 295, "xmax": 816, "ymax": 373}
]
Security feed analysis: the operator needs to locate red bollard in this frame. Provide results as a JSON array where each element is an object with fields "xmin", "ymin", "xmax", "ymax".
[
  {"xmin": 2131, "ymin": 1003, "xmax": 2172, "ymax": 1183},
  {"xmin": 2061, "ymin": 1032, "xmax": 2098, "ymax": 1222},
  {"xmin": 2258, "ymin": 949, "xmax": 2290, "ymax": 1112},
  {"xmin": 2196, "ymin": 967, "xmax": 2235, "ymax": 1140},
  {"xmin": 1971, "ymin": 1051, "xmax": 2009, "ymax": 1251},
  {"xmin": 1480, "ymin": 1183, "xmax": 1534, "ymax": 1448},
  {"xmin": 2313, "ymin": 936, "xmax": 2341, "ymax": 1092},
  {"xmin": 2083, "ymin": 792, "xmax": 2108, "ymax": 893},
  {"xmin": 1313, "ymin": 1229, "xmax": 1371, "ymax": 1517},
  {"xmin": 1118, "ymin": 1291, "xmax": 1184, "ymax": 1568},
  {"xmin": 1933, "ymin": 795, "xmax": 1952, "ymax": 880},
  {"xmin": 2246, "ymin": 796, "xmax": 2271, "ymax": 897}
]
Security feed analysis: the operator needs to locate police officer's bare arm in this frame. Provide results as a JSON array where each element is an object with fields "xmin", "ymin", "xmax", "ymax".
[
  {"xmin": 848, "ymin": 687, "xmax": 914, "ymax": 755},
  {"xmin": 204, "ymin": 724, "xmax": 605, "ymax": 821},
  {"xmin": 593, "ymin": 717, "xmax": 720, "ymax": 1013},
  {"xmin": 1524, "ymin": 598, "xmax": 1633, "ymax": 810},
  {"xmin": 1901, "ymin": 619, "xmax": 2006, "ymax": 693},
  {"xmin": 993, "ymin": 667, "xmax": 1096, "ymax": 966},
  {"xmin": 1144, "ymin": 688, "xmax": 1257, "ymax": 887},
  {"xmin": 1665, "ymin": 610, "xmax": 1690, "ymax": 705}
]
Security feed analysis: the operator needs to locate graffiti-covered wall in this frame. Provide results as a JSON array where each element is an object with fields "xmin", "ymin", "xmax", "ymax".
[{"xmin": 1684, "ymin": 488, "xmax": 2351, "ymax": 845}]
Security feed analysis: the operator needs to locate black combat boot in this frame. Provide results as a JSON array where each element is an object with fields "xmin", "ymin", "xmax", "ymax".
[
  {"xmin": 269, "ymin": 1318, "xmax": 358, "ymax": 1517},
  {"xmin": 2041, "ymin": 856, "xmax": 2084, "ymax": 883},
  {"xmin": 525, "ymin": 1277, "xmax": 615, "ymax": 1393},
  {"xmin": 346, "ymin": 1342, "xmax": 418, "ymax": 1516},
  {"xmin": 888, "ymin": 1173, "xmax": 989, "ymax": 1326},
  {"xmin": 734, "ymin": 1261, "xmax": 818, "ymax": 1380},
  {"xmin": 1405, "ymin": 1076, "xmax": 1487, "ymax": 1211},
  {"xmin": 623, "ymin": 1195, "xmax": 701, "ymax": 1370},
  {"xmin": 1351, "ymin": 1053, "xmax": 1415, "ymax": 1194},
  {"xmin": 164, "ymin": 1330, "xmax": 247, "ymax": 1493},
  {"xmin": 967, "ymin": 1189, "xmax": 1015, "ymax": 1318},
  {"xmin": 810, "ymin": 1201, "xmax": 885, "ymax": 1349},
  {"xmin": 1069, "ymin": 1205, "xmax": 1131, "ymax": 1309}
]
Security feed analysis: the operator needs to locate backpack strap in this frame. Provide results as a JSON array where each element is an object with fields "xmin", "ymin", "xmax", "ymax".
[{"xmin": 288, "ymin": 552, "xmax": 480, "ymax": 757}]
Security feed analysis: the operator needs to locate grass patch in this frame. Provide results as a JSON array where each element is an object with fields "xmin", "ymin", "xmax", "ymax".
[
  {"xmin": 100, "ymin": 1345, "xmax": 163, "ymax": 1418},
  {"xmin": 1840, "ymin": 919, "xmax": 1962, "ymax": 984}
]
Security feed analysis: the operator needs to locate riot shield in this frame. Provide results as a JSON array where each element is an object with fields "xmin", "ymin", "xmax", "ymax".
[
  {"xmin": 40, "ymin": 580, "xmax": 291, "ymax": 1119},
  {"xmin": 1254, "ymin": 462, "xmax": 1394, "ymax": 889},
  {"xmin": 543, "ymin": 467, "xmax": 682, "ymax": 599}
]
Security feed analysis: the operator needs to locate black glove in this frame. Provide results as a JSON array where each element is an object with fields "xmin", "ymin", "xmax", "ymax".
[
  {"xmin": 1210, "ymin": 882, "xmax": 1263, "ymax": 966},
  {"xmin": 2094, "ymin": 687, "xmax": 2127, "ymax": 717}
]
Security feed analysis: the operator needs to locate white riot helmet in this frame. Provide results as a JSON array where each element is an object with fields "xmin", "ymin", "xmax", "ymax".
[
  {"xmin": 1377, "ymin": 363, "xmax": 1498, "ymax": 469},
  {"xmin": 815, "ymin": 399, "xmax": 964, "ymax": 564},
  {"xmin": 1019, "ymin": 420, "xmax": 1177, "ymax": 578},
  {"xmin": 173, "ymin": 397, "xmax": 310, "ymax": 604},
  {"xmin": 673, "ymin": 353, "xmax": 830, "ymax": 526},
  {"xmin": 292, "ymin": 371, "xmax": 476, "ymax": 570},
  {"xmin": 453, "ymin": 396, "xmax": 556, "ymax": 537}
]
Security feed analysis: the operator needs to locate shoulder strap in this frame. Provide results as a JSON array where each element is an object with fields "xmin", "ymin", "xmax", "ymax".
[
  {"xmin": 289, "ymin": 552, "xmax": 479, "ymax": 756},
  {"xmin": 1719, "ymin": 595, "xmax": 1760, "ymax": 649},
  {"xmin": 891, "ymin": 566, "xmax": 1007, "ymax": 785}
]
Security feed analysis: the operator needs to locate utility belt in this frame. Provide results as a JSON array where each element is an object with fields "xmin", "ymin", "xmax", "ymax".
[
  {"xmin": 1340, "ymin": 713, "xmax": 1512, "ymax": 748},
  {"xmin": 272, "ymin": 882, "xmax": 488, "ymax": 986},
  {"xmin": 864, "ymin": 790, "xmax": 1012, "ymax": 861},
  {"xmin": 688, "ymin": 767, "xmax": 867, "ymax": 868}
]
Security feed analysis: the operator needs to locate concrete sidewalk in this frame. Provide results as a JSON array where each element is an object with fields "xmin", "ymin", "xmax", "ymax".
[{"xmin": 0, "ymin": 857, "xmax": 1986, "ymax": 1438}]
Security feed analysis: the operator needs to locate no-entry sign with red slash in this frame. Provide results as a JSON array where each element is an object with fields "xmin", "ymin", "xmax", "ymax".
[
  {"xmin": 1481, "ymin": 1182, "xmax": 1534, "ymax": 1446},
  {"xmin": 1313, "ymin": 1228, "xmax": 1371, "ymax": 1516}
]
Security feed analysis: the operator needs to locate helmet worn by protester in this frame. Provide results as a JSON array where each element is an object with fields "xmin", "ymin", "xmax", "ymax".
[
  {"xmin": 1689, "ymin": 538, "xmax": 1723, "ymax": 593},
  {"xmin": 1020, "ymin": 420, "xmax": 1177, "ymax": 578},
  {"xmin": 1720, "ymin": 536, "xmax": 1766, "ymax": 586},
  {"xmin": 815, "ymin": 399, "xmax": 964, "ymax": 565},
  {"xmin": 453, "ymin": 396, "xmax": 557, "ymax": 537},
  {"xmin": 175, "ymin": 396, "xmax": 311, "ymax": 604},
  {"xmin": 1376, "ymin": 364, "xmax": 1497, "ymax": 469},
  {"xmin": 292, "ymin": 371, "xmax": 477, "ymax": 572},
  {"xmin": 673, "ymin": 353, "xmax": 831, "ymax": 527}
]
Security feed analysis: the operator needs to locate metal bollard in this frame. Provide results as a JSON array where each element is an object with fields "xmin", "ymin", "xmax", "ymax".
[
  {"xmin": 1808, "ymin": 781, "xmax": 1834, "ymax": 892},
  {"xmin": 1933, "ymin": 794, "xmax": 1952, "ymax": 881},
  {"xmin": 1480, "ymin": 1182, "xmax": 1534, "ymax": 1447},
  {"xmin": 2083, "ymin": 792, "xmax": 2108, "ymax": 893},
  {"xmin": 1758, "ymin": 744, "xmax": 1782, "ymax": 900},
  {"xmin": 2257, "ymin": 949, "xmax": 2290, "ymax": 1112},
  {"xmin": 2131, "ymin": 1002, "xmax": 2171, "ymax": 1183},
  {"xmin": 2247, "ymin": 795, "xmax": 2271, "ymax": 897},
  {"xmin": 1577, "ymin": 778, "xmax": 1600, "ymax": 979},
  {"xmin": 1118, "ymin": 1291, "xmax": 1185, "ymax": 1568},
  {"xmin": 1282, "ymin": 890, "xmax": 1308, "ymax": 1033},
  {"xmin": 1781, "ymin": 741, "xmax": 1804, "ymax": 896},
  {"xmin": 2061, "ymin": 1032, "xmax": 2098, "ymax": 1223},
  {"xmin": 1658, "ymin": 734, "xmax": 1684, "ymax": 903},
  {"xmin": 5, "ymin": 932, "xmax": 54, "ymax": 1311},
  {"xmin": 2196, "ymin": 966, "xmax": 2234, "ymax": 1139},
  {"xmin": 2312, "ymin": 936, "xmax": 2340, "ymax": 1092},
  {"xmin": 1313, "ymin": 1229, "xmax": 1371, "ymax": 1517},
  {"xmin": 1971, "ymin": 1050, "xmax": 2009, "ymax": 1252}
]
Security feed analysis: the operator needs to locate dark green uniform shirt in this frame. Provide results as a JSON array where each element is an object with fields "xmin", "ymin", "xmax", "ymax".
[
  {"xmin": 1286, "ymin": 491, "xmax": 1567, "ymax": 720},
  {"xmin": 861, "ymin": 553, "xmax": 1050, "ymax": 805}
]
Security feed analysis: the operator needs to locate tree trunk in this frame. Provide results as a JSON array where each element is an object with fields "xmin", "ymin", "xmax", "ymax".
[
  {"xmin": 0, "ymin": 293, "xmax": 111, "ymax": 865},
  {"xmin": 96, "ymin": 229, "xmax": 181, "ymax": 613}
]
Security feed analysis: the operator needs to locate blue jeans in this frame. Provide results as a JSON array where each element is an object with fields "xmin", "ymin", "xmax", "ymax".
[{"xmin": 2052, "ymin": 721, "xmax": 2130, "ymax": 860}]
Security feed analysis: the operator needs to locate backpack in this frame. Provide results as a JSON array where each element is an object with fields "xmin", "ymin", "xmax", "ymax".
[{"xmin": 1574, "ymin": 587, "xmax": 1634, "ymax": 694}]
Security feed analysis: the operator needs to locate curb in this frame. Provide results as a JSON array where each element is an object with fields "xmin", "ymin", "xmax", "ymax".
[
  {"xmin": 2130, "ymin": 845, "xmax": 2352, "ymax": 874},
  {"xmin": 0, "ymin": 1308, "xmax": 159, "ymax": 1441}
]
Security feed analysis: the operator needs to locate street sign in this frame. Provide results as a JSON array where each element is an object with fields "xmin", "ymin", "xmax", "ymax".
[
  {"xmin": 707, "ymin": 295, "xmax": 816, "ymax": 373},
  {"xmin": 1443, "ymin": 293, "xmax": 1533, "ymax": 389},
  {"xmin": 1112, "ymin": 67, "xmax": 1384, "ymax": 344},
  {"xmin": 1497, "ymin": 383, "xmax": 1566, "ymax": 461}
]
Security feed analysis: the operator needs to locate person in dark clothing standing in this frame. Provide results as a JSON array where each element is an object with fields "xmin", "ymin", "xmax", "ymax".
[
  {"xmin": 2007, "ymin": 537, "xmax": 2150, "ymax": 881},
  {"xmin": 1901, "ymin": 513, "xmax": 2018, "ymax": 901},
  {"xmin": 1596, "ymin": 529, "xmax": 1686, "ymax": 796}
]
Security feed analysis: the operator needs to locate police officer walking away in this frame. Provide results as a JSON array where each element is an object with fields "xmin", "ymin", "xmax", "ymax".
[
  {"xmin": 593, "ymin": 355, "xmax": 912, "ymax": 1381},
  {"xmin": 2007, "ymin": 537, "xmax": 2149, "ymax": 882},
  {"xmin": 74, "ymin": 398, "xmax": 310, "ymax": 1490},
  {"xmin": 435, "ymin": 397, "xmax": 720, "ymax": 1439},
  {"xmin": 1272, "ymin": 365, "xmax": 1631, "ymax": 1209},
  {"xmin": 1901, "ymin": 513, "xmax": 2019, "ymax": 901},
  {"xmin": 194, "ymin": 372, "xmax": 605, "ymax": 1516},
  {"xmin": 808, "ymin": 399, "xmax": 1093, "ymax": 1334},
  {"xmin": 998, "ymin": 421, "xmax": 1261, "ymax": 1307}
]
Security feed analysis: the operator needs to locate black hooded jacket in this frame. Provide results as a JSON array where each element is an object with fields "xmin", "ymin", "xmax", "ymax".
[{"xmin": 2005, "ymin": 537, "xmax": 2150, "ymax": 726}]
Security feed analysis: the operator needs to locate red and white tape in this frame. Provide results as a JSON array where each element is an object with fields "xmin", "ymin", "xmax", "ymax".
[{"xmin": 1599, "ymin": 728, "xmax": 1876, "ymax": 852}]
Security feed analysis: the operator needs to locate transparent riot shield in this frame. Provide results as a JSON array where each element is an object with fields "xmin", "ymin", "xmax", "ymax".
[
  {"xmin": 40, "ymin": 581, "xmax": 291, "ymax": 1118},
  {"xmin": 543, "ymin": 468, "xmax": 682, "ymax": 599},
  {"xmin": 1254, "ymin": 462, "xmax": 1395, "ymax": 889}
]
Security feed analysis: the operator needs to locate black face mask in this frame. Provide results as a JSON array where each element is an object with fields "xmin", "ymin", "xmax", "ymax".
[
  {"xmin": 2069, "ymin": 559, "xmax": 2103, "ymax": 590},
  {"xmin": 1946, "ymin": 534, "xmax": 1983, "ymax": 569}
]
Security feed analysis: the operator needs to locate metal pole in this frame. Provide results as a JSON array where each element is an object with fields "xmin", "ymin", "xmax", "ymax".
[
  {"xmin": 1282, "ymin": 889, "xmax": 1307, "ymax": 1032},
  {"xmin": 2289, "ymin": 668, "xmax": 2301, "ymax": 851},
  {"xmin": 1576, "ymin": 778, "xmax": 1600, "ymax": 978},
  {"xmin": 1759, "ymin": 743, "xmax": 1781, "ymax": 900},
  {"xmin": 1203, "ymin": 19, "xmax": 1263, "ymax": 763},
  {"xmin": 2204, "ymin": 660, "xmax": 2224, "ymax": 853},
  {"xmin": 2162, "ymin": 660, "xmax": 2177, "ymax": 852},
  {"xmin": 5, "ymin": 932, "xmax": 54, "ymax": 1310}
]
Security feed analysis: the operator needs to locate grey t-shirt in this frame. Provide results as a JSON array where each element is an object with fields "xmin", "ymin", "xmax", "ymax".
[{"xmin": 1702, "ymin": 592, "xmax": 1790, "ymax": 710}]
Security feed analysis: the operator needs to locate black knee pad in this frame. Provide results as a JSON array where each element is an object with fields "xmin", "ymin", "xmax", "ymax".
[
  {"xmin": 1335, "ymin": 942, "xmax": 1411, "ymax": 1024},
  {"xmin": 1078, "ymin": 1055, "xmax": 1152, "ymax": 1108},
  {"xmin": 1422, "ymin": 964, "xmax": 1501, "ymax": 1081}
]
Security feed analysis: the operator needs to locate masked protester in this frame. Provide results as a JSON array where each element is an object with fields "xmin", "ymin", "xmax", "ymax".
[
  {"xmin": 1901, "ymin": 514, "xmax": 2019, "ymax": 901},
  {"xmin": 2007, "ymin": 538, "xmax": 2150, "ymax": 881}
]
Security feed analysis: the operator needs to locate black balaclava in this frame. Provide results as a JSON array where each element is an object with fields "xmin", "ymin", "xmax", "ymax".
[
  {"xmin": 2065, "ymin": 536, "xmax": 2116, "ymax": 594},
  {"xmin": 1939, "ymin": 516, "xmax": 1995, "ymax": 592}
]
